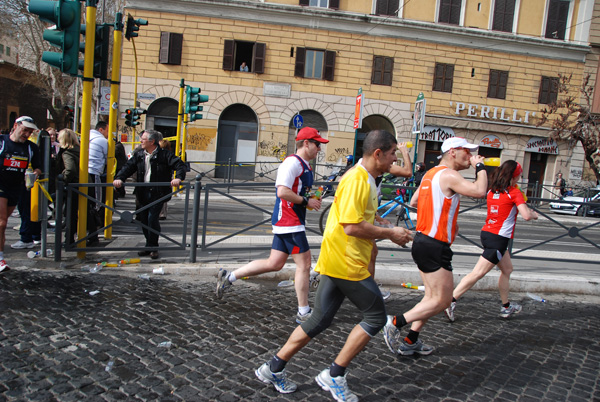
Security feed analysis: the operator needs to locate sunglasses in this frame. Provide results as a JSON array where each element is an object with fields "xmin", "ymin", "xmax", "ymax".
[{"xmin": 308, "ymin": 140, "xmax": 322, "ymax": 147}]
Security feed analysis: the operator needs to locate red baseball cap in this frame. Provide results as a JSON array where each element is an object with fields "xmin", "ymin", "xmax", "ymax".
[{"xmin": 296, "ymin": 127, "xmax": 329, "ymax": 143}]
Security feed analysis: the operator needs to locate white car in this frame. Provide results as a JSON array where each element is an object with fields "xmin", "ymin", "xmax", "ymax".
[{"xmin": 549, "ymin": 186, "xmax": 600, "ymax": 216}]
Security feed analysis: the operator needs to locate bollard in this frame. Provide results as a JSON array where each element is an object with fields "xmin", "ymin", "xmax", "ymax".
[{"xmin": 190, "ymin": 174, "xmax": 202, "ymax": 262}]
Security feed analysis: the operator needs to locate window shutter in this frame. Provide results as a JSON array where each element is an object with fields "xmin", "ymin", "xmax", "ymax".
[
  {"xmin": 324, "ymin": 50, "xmax": 336, "ymax": 81},
  {"xmin": 295, "ymin": 47, "xmax": 306, "ymax": 77},
  {"xmin": 159, "ymin": 32, "xmax": 170, "ymax": 64},
  {"xmin": 498, "ymin": 71, "xmax": 508, "ymax": 99},
  {"xmin": 439, "ymin": 0, "xmax": 451, "ymax": 23},
  {"xmin": 329, "ymin": 0, "xmax": 340, "ymax": 9},
  {"xmin": 383, "ymin": 57, "xmax": 394, "ymax": 86},
  {"xmin": 372, "ymin": 56, "xmax": 383, "ymax": 84},
  {"xmin": 299, "ymin": 0, "xmax": 309, "ymax": 6},
  {"xmin": 253, "ymin": 43, "xmax": 266, "ymax": 74},
  {"xmin": 169, "ymin": 33, "xmax": 183, "ymax": 65},
  {"xmin": 159, "ymin": 32, "xmax": 183, "ymax": 65},
  {"xmin": 223, "ymin": 40, "xmax": 234, "ymax": 71},
  {"xmin": 444, "ymin": 64, "xmax": 454, "ymax": 92},
  {"xmin": 545, "ymin": 0, "xmax": 569, "ymax": 40}
]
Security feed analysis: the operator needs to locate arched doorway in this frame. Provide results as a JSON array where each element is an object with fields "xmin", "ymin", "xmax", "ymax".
[
  {"xmin": 355, "ymin": 115, "xmax": 395, "ymax": 160},
  {"xmin": 147, "ymin": 97, "xmax": 179, "ymax": 139},
  {"xmin": 216, "ymin": 104, "xmax": 258, "ymax": 179},
  {"xmin": 287, "ymin": 110, "xmax": 327, "ymax": 170}
]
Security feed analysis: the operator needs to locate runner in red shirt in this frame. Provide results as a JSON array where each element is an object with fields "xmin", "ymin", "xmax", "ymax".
[{"xmin": 445, "ymin": 160, "xmax": 538, "ymax": 321}]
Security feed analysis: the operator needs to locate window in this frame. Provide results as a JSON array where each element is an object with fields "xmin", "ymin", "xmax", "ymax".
[
  {"xmin": 492, "ymin": 0, "xmax": 516, "ymax": 32},
  {"xmin": 159, "ymin": 32, "xmax": 183, "ymax": 65},
  {"xmin": 6, "ymin": 47, "xmax": 10, "ymax": 56},
  {"xmin": 545, "ymin": 0, "xmax": 569, "ymax": 40},
  {"xmin": 0, "ymin": 44, "xmax": 3, "ymax": 54},
  {"xmin": 294, "ymin": 48, "xmax": 336, "ymax": 81},
  {"xmin": 222, "ymin": 40, "xmax": 266, "ymax": 73},
  {"xmin": 487, "ymin": 70, "xmax": 508, "ymax": 99},
  {"xmin": 539, "ymin": 76, "xmax": 559, "ymax": 104},
  {"xmin": 438, "ymin": 0, "xmax": 461, "ymax": 25},
  {"xmin": 432, "ymin": 63, "xmax": 454, "ymax": 93},
  {"xmin": 299, "ymin": 0, "xmax": 339, "ymax": 9},
  {"xmin": 375, "ymin": 0, "xmax": 400, "ymax": 16},
  {"xmin": 372, "ymin": 56, "xmax": 394, "ymax": 86}
]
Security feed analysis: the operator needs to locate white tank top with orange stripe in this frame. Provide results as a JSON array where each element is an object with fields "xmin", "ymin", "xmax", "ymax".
[{"xmin": 416, "ymin": 165, "xmax": 461, "ymax": 245}]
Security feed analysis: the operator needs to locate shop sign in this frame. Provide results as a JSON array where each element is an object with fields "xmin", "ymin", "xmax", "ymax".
[
  {"xmin": 419, "ymin": 126, "xmax": 455, "ymax": 142},
  {"xmin": 450, "ymin": 101, "xmax": 536, "ymax": 124},
  {"xmin": 526, "ymin": 137, "xmax": 558, "ymax": 154},
  {"xmin": 480, "ymin": 134, "xmax": 503, "ymax": 149}
]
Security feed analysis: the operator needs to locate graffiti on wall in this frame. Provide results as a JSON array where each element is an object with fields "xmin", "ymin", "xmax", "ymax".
[
  {"xmin": 258, "ymin": 140, "xmax": 287, "ymax": 161},
  {"xmin": 187, "ymin": 128, "xmax": 217, "ymax": 151},
  {"xmin": 328, "ymin": 147, "xmax": 351, "ymax": 162}
]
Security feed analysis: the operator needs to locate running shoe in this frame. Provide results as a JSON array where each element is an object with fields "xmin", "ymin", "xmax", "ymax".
[
  {"xmin": 445, "ymin": 301, "xmax": 456, "ymax": 322},
  {"xmin": 0, "ymin": 260, "xmax": 10, "ymax": 273},
  {"xmin": 11, "ymin": 240, "xmax": 34, "ymax": 249},
  {"xmin": 379, "ymin": 284, "xmax": 391, "ymax": 301},
  {"xmin": 499, "ymin": 302, "xmax": 522, "ymax": 318},
  {"xmin": 397, "ymin": 339, "xmax": 434, "ymax": 356},
  {"xmin": 315, "ymin": 368, "xmax": 358, "ymax": 402},
  {"xmin": 382, "ymin": 315, "xmax": 401, "ymax": 355},
  {"xmin": 255, "ymin": 362, "xmax": 297, "ymax": 394},
  {"xmin": 296, "ymin": 308, "xmax": 312, "ymax": 324},
  {"xmin": 215, "ymin": 268, "xmax": 232, "ymax": 299}
]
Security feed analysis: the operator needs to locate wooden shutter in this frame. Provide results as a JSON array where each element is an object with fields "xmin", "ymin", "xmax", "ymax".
[
  {"xmin": 159, "ymin": 32, "xmax": 170, "ymax": 64},
  {"xmin": 324, "ymin": 50, "xmax": 336, "ymax": 81},
  {"xmin": 545, "ymin": 0, "xmax": 569, "ymax": 39},
  {"xmin": 492, "ymin": 0, "xmax": 515, "ymax": 32},
  {"xmin": 295, "ymin": 47, "xmax": 306, "ymax": 77},
  {"xmin": 444, "ymin": 64, "xmax": 454, "ymax": 92},
  {"xmin": 329, "ymin": 0, "xmax": 340, "ymax": 9},
  {"xmin": 539, "ymin": 76, "xmax": 558, "ymax": 104},
  {"xmin": 376, "ymin": 0, "xmax": 399, "ymax": 16},
  {"xmin": 299, "ymin": 0, "xmax": 309, "ymax": 6},
  {"xmin": 439, "ymin": 0, "xmax": 461, "ymax": 24},
  {"xmin": 488, "ymin": 70, "xmax": 508, "ymax": 99},
  {"xmin": 253, "ymin": 42, "xmax": 266, "ymax": 74},
  {"xmin": 159, "ymin": 32, "xmax": 183, "ymax": 65},
  {"xmin": 383, "ymin": 57, "xmax": 394, "ymax": 86},
  {"xmin": 223, "ymin": 40, "xmax": 234, "ymax": 71},
  {"xmin": 372, "ymin": 56, "xmax": 383, "ymax": 84}
]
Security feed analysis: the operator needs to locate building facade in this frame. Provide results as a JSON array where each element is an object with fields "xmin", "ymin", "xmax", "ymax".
[{"xmin": 120, "ymin": 0, "xmax": 593, "ymax": 194}]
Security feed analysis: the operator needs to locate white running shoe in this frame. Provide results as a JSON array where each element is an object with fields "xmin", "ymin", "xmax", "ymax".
[
  {"xmin": 315, "ymin": 368, "xmax": 358, "ymax": 402},
  {"xmin": 255, "ymin": 362, "xmax": 297, "ymax": 394},
  {"xmin": 11, "ymin": 240, "xmax": 34, "ymax": 249}
]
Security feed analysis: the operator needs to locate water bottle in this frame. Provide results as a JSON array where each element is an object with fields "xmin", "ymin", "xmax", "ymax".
[
  {"xmin": 27, "ymin": 249, "xmax": 53, "ymax": 259},
  {"xmin": 527, "ymin": 292, "xmax": 546, "ymax": 303},
  {"xmin": 89, "ymin": 264, "xmax": 103, "ymax": 273},
  {"xmin": 105, "ymin": 360, "xmax": 114, "ymax": 372},
  {"xmin": 278, "ymin": 279, "xmax": 294, "ymax": 287},
  {"xmin": 158, "ymin": 341, "xmax": 172, "ymax": 348},
  {"xmin": 138, "ymin": 274, "xmax": 150, "ymax": 280},
  {"xmin": 119, "ymin": 258, "xmax": 141, "ymax": 265}
]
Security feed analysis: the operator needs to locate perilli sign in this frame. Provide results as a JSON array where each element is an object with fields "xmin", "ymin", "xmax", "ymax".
[{"xmin": 450, "ymin": 101, "xmax": 536, "ymax": 124}]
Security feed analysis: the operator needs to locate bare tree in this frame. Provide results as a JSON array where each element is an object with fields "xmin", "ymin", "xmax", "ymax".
[{"xmin": 538, "ymin": 73, "xmax": 600, "ymax": 184}]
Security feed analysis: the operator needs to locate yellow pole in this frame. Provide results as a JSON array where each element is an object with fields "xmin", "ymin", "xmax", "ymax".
[
  {"xmin": 77, "ymin": 2, "xmax": 97, "ymax": 258},
  {"xmin": 104, "ymin": 13, "xmax": 123, "ymax": 240},
  {"xmin": 181, "ymin": 110, "xmax": 188, "ymax": 163},
  {"xmin": 176, "ymin": 79, "xmax": 185, "ymax": 158},
  {"xmin": 132, "ymin": 38, "xmax": 138, "ymax": 139}
]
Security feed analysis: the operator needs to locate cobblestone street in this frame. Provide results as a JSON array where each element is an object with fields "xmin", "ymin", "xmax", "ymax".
[{"xmin": 1, "ymin": 268, "xmax": 599, "ymax": 401}]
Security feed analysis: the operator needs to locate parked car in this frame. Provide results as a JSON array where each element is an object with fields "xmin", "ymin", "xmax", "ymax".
[{"xmin": 549, "ymin": 186, "xmax": 600, "ymax": 216}]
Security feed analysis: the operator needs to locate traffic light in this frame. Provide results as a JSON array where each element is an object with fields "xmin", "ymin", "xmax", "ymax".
[
  {"xmin": 79, "ymin": 24, "xmax": 110, "ymax": 80},
  {"xmin": 28, "ymin": 0, "xmax": 82, "ymax": 76},
  {"xmin": 125, "ymin": 108, "xmax": 146, "ymax": 127},
  {"xmin": 185, "ymin": 86, "xmax": 209, "ymax": 122},
  {"xmin": 125, "ymin": 14, "xmax": 148, "ymax": 40}
]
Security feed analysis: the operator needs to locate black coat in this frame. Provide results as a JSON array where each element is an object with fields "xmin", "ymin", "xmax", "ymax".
[{"xmin": 115, "ymin": 147, "xmax": 186, "ymax": 203}]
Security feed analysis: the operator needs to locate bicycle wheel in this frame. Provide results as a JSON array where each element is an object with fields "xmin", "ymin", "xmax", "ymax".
[
  {"xmin": 319, "ymin": 203, "xmax": 332, "ymax": 234},
  {"xmin": 395, "ymin": 206, "xmax": 407, "ymax": 226}
]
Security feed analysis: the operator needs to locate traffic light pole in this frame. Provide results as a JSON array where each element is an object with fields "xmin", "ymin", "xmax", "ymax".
[
  {"xmin": 104, "ymin": 13, "xmax": 123, "ymax": 240},
  {"xmin": 131, "ymin": 37, "xmax": 138, "ymax": 139},
  {"xmin": 176, "ymin": 79, "xmax": 185, "ymax": 158},
  {"xmin": 77, "ymin": 1, "xmax": 98, "ymax": 258}
]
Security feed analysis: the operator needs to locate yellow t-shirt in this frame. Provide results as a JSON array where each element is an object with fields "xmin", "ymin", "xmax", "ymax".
[{"xmin": 315, "ymin": 164, "xmax": 377, "ymax": 281}]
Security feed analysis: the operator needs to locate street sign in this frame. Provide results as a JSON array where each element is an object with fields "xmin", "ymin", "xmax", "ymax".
[
  {"xmin": 293, "ymin": 114, "xmax": 304, "ymax": 129},
  {"xmin": 99, "ymin": 86, "xmax": 110, "ymax": 115},
  {"xmin": 412, "ymin": 92, "xmax": 426, "ymax": 134},
  {"xmin": 353, "ymin": 88, "xmax": 364, "ymax": 129}
]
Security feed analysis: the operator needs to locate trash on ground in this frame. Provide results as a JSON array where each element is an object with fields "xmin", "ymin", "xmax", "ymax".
[
  {"xmin": 119, "ymin": 258, "xmax": 141, "ymax": 265},
  {"xmin": 158, "ymin": 341, "xmax": 172, "ymax": 348},
  {"xmin": 527, "ymin": 292, "xmax": 546, "ymax": 302},
  {"xmin": 153, "ymin": 267, "xmax": 164, "ymax": 275},
  {"xmin": 88, "ymin": 290, "xmax": 100, "ymax": 296},
  {"xmin": 278, "ymin": 279, "xmax": 294, "ymax": 287},
  {"xmin": 89, "ymin": 265, "xmax": 102, "ymax": 273},
  {"xmin": 401, "ymin": 282, "xmax": 425, "ymax": 291},
  {"xmin": 138, "ymin": 274, "xmax": 150, "ymax": 280},
  {"xmin": 105, "ymin": 360, "xmax": 114, "ymax": 372}
]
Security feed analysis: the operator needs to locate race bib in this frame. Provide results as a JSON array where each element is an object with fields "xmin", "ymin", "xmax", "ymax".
[{"xmin": 3, "ymin": 155, "xmax": 28, "ymax": 169}]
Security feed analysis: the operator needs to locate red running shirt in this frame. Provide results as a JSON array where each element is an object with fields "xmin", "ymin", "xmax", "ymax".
[{"xmin": 482, "ymin": 186, "xmax": 526, "ymax": 239}]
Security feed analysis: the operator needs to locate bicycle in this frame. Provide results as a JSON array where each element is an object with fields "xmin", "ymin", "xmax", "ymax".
[{"xmin": 318, "ymin": 187, "xmax": 416, "ymax": 234}]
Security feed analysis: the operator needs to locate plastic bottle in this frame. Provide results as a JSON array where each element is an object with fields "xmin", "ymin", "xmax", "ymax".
[
  {"xmin": 278, "ymin": 279, "xmax": 294, "ymax": 287},
  {"xmin": 527, "ymin": 292, "xmax": 546, "ymax": 302},
  {"xmin": 89, "ymin": 265, "xmax": 103, "ymax": 273},
  {"xmin": 99, "ymin": 262, "xmax": 119, "ymax": 267},
  {"xmin": 483, "ymin": 157, "xmax": 501, "ymax": 167},
  {"xmin": 138, "ymin": 274, "xmax": 150, "ymax": 280},
  {"xmin": 158, "ymin": 341, "xmax": 172, "ymax": 348},
  {"xmin": 105, "ymin": 360, "xmax": 114, "ymax": 372},
  {"xmin": 27, "ymin": 249, "xmax": 53, "ymax": 259},
  {"xmin": 307, "ymin": 186, "xmax": 324, "ymax": 211},
  {"xmin": 119, "ymin": 258, "xmax": 141, "ymax": 265}
]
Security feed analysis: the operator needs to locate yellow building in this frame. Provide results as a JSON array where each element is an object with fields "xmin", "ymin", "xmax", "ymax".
[{"xmin": 120, "ymin": 0, "xmax": 593, "ymax": 194}]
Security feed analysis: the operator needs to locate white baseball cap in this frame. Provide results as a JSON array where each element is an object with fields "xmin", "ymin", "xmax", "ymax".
[
  {"xmin": 15, "ymin": 116, "xmax": 39, "ymax": 130},
  {"xmin": 441, "ymin": 137, "xmax": 478, "ymax": 154}
]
